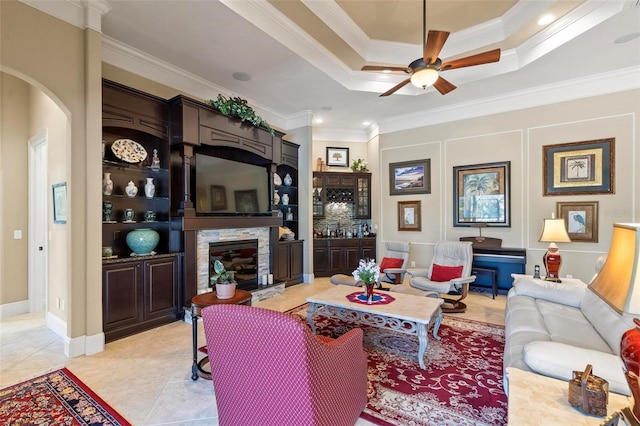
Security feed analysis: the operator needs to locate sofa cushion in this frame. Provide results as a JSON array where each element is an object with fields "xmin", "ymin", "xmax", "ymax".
[
  {"xmin": 580, "ymin": 289, "xmax": 637, "ymax": 355},
  {"xmin": 523, "ymin": 341, "xmax": 630, "ymax": 395},
  {"xmin": 511, "ymin": 275, "xmax": 586, "ymax": 308}
]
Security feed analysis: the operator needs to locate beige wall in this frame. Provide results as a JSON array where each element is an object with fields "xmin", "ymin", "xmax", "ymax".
[
  {"xmin": 378, "ymin": 89, "xmax": 640, "ymax": 283},
  {"xmin": 1, "ymin": 0, "xmax": 103, "ymax": 354},
  {"xmin": 29, "ymin": 85, "xmax": 68, "ymax": 319},
  {"xmin": 0, "ymin": 73, "xmax": 29, "ymax": 304},
  {"xmin": 312, "ymin": 140, "xmax": 368, "ymax": 172}
]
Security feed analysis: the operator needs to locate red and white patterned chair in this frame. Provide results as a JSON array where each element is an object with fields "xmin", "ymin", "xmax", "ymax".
[{"xmin": 202, "ymin": 304, "xmax": 368, "ymax": 426}]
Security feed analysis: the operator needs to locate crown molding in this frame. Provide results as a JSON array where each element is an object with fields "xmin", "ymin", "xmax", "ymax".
[
  {"xmin": 377, "ymin": 66, "xmax": 640, "ymax": 135},
  {"xmin": 20, "ymin": 0, "xmax": 110, "ymax": 31}
]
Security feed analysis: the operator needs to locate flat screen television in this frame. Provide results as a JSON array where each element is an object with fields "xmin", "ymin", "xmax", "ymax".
[{"xmin": 194, "ymin": 151, "xmax": 271, "ymax": 215}]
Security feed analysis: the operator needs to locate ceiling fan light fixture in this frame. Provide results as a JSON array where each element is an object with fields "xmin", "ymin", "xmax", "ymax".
[{"xmin": 410, "ymin": 67, "xmax": 439, "ymax": 89}]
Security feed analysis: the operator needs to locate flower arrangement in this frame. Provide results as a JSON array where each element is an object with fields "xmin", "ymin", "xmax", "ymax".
[
  {"xmin": 352, "ymin": 258, "xmax": 380, "ymax": 285},
  {"xmin": 207, "ymin": 94, "xmax": 275, "ymax": 135},
  {"xmin": 350, "ymin": 158, "xmax": 369, "ymax": 172},
  {"xmin": 209, "ymin": 259, "xmax": 236, "ymax": 287}
]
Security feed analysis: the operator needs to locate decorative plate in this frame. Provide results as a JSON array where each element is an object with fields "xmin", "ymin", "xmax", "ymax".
[
  {"xmin": 273, "ymin": 173, "xmax": 282, "ymax": 186},
  {"xmin": 111, "ymin": 139, "xmax": 148, "ymax": 164}
]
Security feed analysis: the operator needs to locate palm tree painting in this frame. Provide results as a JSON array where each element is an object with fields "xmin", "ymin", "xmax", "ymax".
[
  {"xmin": 462, "ymin": 172, "xmax": 501, "ymax": 221},
  {"xmin": 566, "ymin": 157, "xmax": 589, "ymax": 179}
]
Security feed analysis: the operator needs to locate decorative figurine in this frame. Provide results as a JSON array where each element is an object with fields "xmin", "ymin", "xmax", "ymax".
[{"xmin": 150, "ymin": 149, "xmax": 161, "ymax": 171}]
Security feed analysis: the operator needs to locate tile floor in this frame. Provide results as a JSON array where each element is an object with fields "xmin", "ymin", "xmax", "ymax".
[{"xmin": 0, "ymin": 278, "xmax": 506, "ymax": 425}]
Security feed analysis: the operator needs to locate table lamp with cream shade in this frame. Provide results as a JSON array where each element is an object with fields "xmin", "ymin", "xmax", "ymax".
[
  {"xmin": 538, "ymin": 213, "xmax": 571, "ymax": 282},
  {"xmin": 589, "ymin": 223, "xmax": 640, "ymax": 425}
]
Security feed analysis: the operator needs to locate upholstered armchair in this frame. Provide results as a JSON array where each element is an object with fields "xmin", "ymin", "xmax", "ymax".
[
  {"xmin": 392, "ymin": 240, "xmax": 476, "ymax": 313},
  {"xmin": 201, "ymin": 304, "xmax": 368, "ymax": 426}
]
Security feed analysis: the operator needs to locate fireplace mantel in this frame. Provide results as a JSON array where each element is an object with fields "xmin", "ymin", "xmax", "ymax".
[{"xmin": 180, "ymin": 215, "xmax": 282, "ymax": 231}]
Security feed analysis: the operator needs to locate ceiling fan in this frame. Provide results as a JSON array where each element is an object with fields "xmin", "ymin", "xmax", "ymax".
[{"xmin": 361, "ymin": 0, "xmax": 501, "ymax": 97}]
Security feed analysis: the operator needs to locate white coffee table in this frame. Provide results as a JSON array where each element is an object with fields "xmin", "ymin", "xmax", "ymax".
[
  {"xmin": 507, "ymin": 367, "xmax": 631, "ymax": 425},
  {"xmin": 306, "ymin": 285, "xmax": 443, "ymax": 368}
]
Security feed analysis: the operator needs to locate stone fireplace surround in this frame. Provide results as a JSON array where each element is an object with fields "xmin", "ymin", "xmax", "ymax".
[{"xmin": 196, "ymin": 227, "xmax": 270, "ymax": 295}]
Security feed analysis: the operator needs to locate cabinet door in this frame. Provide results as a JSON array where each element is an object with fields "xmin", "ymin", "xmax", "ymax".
[
  {"xmin": 103, "ymin": 261, "xmax": 143, "ymax": 332},
  {"xmin": 313, "ymin": 244, "xmax": 329, "ymax": 276},
  {"xmin": 275, "ymin": 243, "xmax": 291, "ymax": 282},
  {"xmin": 345, "ymin": 246, "xmax": 360, "ymax": 271},
  {"xmin": 355, "ymin": 175, "xmax": 371, "ymax": 219},
  {"xmin": 290, "ymin": 241, "xmax": 303, "ymax": 283},
  {"xmin": 361, "ymin": 239, "xmax": 376, "ymax": 262},
  {"xmin": 312, "ymin": 174, "xmax": 325, "ymax": 218},
  {"xmin": 328, "ymin": 246, "xmax": 344, "ymax": 275},
  {"xmin": 143, "ymin": 257, "xmax": 178, "ymax": 320}
]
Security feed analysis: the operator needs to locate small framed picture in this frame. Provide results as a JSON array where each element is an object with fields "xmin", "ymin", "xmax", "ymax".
[
  {"xmin": 210, "ymin": 185, "xmax": 227, "ymax": 211},
  {"xmin": 326, "ymin": 147, "xmax": 349, "ymax": 167},
  {"xmin": 52, "ymin": 182, "xmax": 67, "ymax": 224},
  {"xmin": 398, "ymin": 200, "xmax": 421, "ymax": 231},
  {"xmin": 556, "ymin": 201, "xmax": 599, "ymax": 242}
]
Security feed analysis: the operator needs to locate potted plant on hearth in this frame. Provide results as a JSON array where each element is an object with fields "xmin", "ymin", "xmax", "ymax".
[{"xmin": 210, "ymin": 259, "xmax": 237, "ymax": 300}]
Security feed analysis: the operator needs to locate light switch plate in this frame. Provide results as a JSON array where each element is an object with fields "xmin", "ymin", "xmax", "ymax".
[{"xmin": 13, "ymin": 230, "xmax": 22, "ymax": 239}]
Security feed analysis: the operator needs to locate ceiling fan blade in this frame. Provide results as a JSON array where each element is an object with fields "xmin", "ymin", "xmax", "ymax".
[
  {"xmin": 362, "ymin": 65, "xmax": 411, "ymax": 73},
  {"xmin": 380, "ymin": 78, "xmax": 411, "ymax": 97},
  {"xmin": 423, "ymin": 30, "xmax": 450, "ymax": 65},
  {"xmin": 433, "ymin": 76, "xmax": 456, "ymax": 95},
  {"xmin": 440, "ymin": 49, "xmax": 501, "ymax": 71}
]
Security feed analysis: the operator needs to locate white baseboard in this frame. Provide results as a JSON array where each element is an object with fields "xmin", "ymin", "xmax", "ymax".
[
  {"xmin": 85, "ymin": 332, "xmax": 105, "ymax": 355},
  {"xmin": 0, "ymin": 300, "xmax": 29, "ymax": 319}
]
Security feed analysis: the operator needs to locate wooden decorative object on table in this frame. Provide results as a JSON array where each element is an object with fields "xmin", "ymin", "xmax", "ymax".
[{"xmin": 568, "ymin": 364, "xmax": 609, "ymax": 417}]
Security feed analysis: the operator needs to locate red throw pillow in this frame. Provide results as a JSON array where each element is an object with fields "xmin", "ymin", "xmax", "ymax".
[
  {"xmin": 431, "ymin": 264, "xmax": 463, "ymax": 282},
  {"xmin": 379, "ymin": 257, "xmax": 404, "ymax": 272}
]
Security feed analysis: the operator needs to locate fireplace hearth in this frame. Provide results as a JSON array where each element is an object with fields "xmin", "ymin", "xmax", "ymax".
[{"xmin": 210, "ymin": 240, "xmax": 259, "ymax": 291}]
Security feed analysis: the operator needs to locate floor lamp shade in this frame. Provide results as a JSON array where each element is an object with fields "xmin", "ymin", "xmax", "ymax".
[{"xmin": 589, "ymin": 223, "xmax": 640, "ymax": 315}]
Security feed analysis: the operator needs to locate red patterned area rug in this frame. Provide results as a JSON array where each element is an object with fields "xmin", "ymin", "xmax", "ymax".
[
  {"xmin": 0, "ymin": 367, "xmax": 131, "ymax": 425},
  {"xmin": 287, "ymin": 304, "xmax": 507, "ymax": 426}
]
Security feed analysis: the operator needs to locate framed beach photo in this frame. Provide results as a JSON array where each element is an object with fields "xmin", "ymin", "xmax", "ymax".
[
  {"xmin": 326, "ymin": 147, "xmax": 349, "ymax": 167},
  {"xmin": 389, "ymin": 159, "xmax": 431, "ymax": 195},
  {"xmin": 557, "ymin": 201, "xmax": 598, "ymax": 242},
  {"xmin": 398, "ymin": 200, "xmax": 421, "ymax": 231},
  {"xmin": 453, "ymin": 161, "xmax": 511, "ymax": 227},
  {"xmin": 52, "ymin": 182, "xmax": 68, "ymax": 224},
  {"xmin": 543, "ymin": 138, "xmax": 615, "ymax": 196}
]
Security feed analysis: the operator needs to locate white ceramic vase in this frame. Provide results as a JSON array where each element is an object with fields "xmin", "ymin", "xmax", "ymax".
[
  {"xmin": 283, "ymin": 173, "xmax": 293, "ymax": 186},
  {"xmin": 125, "ymin": 181, "xmax": 138, "ymax": 197},
  {"xmin": 145, "ymin": 177, "xmax": 155, "ymax": 198},
  {"xmin": 281, "ymin": 193, "xmax": 289, "ymax": 205},
  {"xmin": 273, "ymin": 189, "xmax": 280, "ymax": 205},
  {"xmin": 103, "ymin": 172, "xmax": 113, "ymax": 195}
]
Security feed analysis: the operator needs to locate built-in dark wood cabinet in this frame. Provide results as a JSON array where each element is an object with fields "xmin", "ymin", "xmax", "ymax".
[
  {"xmin": 102, "ymin": 253, "xmax": 181, "ymax": 342},
  {"xmin": 313, "ymin": 237, "xmax": 376, "ymax": 277},
  {"xmin": 274, "ymin": 240, "xmax": 304, "ymax": 286},
  {"xmin": 312, "ymin": 171, "xmax": 371, "ymax": 219}
]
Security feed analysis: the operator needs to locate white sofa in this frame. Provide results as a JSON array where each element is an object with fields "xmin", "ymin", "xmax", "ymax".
[{"xmin": 504, "ymin": 273, "xmax": 637, "ymax": 396}]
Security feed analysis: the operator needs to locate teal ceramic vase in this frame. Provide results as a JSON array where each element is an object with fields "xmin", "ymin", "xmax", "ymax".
[{"xmin": 126, "ymin": 228, "xmax": 159, "ymax": 255}]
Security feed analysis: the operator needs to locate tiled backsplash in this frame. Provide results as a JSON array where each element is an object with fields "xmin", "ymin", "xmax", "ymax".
[{"xmin": 313, "ymin": 202, "xmax": 370, "ymax": 237}]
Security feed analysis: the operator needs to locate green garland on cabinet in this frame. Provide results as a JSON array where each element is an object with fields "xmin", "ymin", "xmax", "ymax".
[{"xmin": 207, "ymin": 94, "xmax": 274, "ymax": 135}]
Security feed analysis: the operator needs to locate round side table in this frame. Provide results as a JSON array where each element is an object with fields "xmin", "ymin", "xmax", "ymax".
[{"xmin": 191, "ymin": 289, "xmax": 252, "ymax": 380}]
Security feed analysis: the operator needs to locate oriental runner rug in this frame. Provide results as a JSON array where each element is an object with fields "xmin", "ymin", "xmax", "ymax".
[
  {"xmin": 0, "ymin": 367, "xmax": 131, "ymax": 425},
  {"xmin": 288, "ymin": 304, "xmax": 507, "ymax": 426}
]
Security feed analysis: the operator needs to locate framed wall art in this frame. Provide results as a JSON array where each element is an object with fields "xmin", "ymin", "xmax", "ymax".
[
  {"xmin": 453, "ymin": 161, "xmax": 511, "ymax": 227},
  {"xmin": 52, "ymin": 182, "xmax": 67, "ymax": 224},
  {"xmin": 326, "ymin": 147, "xmax": 349, "ymax": 167},
  {"xmin": 398, "ymin": 200, "xmax": 421, "ymax": 231},
  {"xmin": 556, "ymin": 201, "xmax": 599, "ymax": 243},
  {"xmin": 543, "ymin": 138, "xmax": 615, "ymax": 196},
  {"xmin": 210, "ymin": 185, "xmax": 227, "ymax": 211},
  {"xmin": 389, "ymin": 159, "xmax": 431, "ymax": 195}
]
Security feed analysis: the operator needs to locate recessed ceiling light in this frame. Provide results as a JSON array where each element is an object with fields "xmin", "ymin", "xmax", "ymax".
[
  {"xmin": 363, "ymin": 121, "xmax": 370, "ymax": 126},
  {"xmin": 321, "ymin": 106, "xmax": 333, "ymax": 111},
  {"xmin": 315, "ymin": 118, "xmax": 324, "ymax": 124},
  {"xmin": 382, "ymin": 70, "xmax": 392, "ymax": 74},
  {"xmin": 615, "ymin": 32, "xmax": 640, "ymax": 44},
  {"xmin": 232, "ymin": 72, "xmax": 252, "ymax": 82},
  {"xmin": 537, "ymin": 14, "xmax": 555, "ymax": 26}
]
